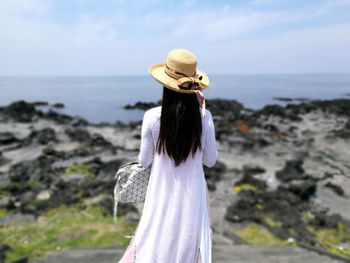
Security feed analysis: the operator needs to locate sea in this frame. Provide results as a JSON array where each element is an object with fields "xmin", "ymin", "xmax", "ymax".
[{"xmin": 0, "ymin": 74, "xmax": 349, "ymax": 124}]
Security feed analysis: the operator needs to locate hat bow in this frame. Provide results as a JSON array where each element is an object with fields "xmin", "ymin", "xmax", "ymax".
[{"xmin": 177, "ymin": 75, "xmax": 205, "ymax": 91}]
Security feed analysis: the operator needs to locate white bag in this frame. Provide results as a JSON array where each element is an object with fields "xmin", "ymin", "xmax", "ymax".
[{"xmin": 113, "ymin": 161, "xmax": 151, "ymax": 234}]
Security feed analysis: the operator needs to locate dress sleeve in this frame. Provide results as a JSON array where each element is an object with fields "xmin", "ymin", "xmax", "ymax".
[
  {"xmin": 202, "ymin": 111, "xmax": 218, "ymax": 168},
  {"xmin": 138, "ymin": 111, "xmax": 155, "ymax": 167}
]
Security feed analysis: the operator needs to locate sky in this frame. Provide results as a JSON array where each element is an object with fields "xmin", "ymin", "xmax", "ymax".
[{"xmin": 0, "ymin": 0, "xmax": 350, "ymax": 76}]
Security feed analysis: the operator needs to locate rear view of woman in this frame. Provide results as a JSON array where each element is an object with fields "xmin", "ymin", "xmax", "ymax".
[{"xmin": 119, "ymin": 48, "xmax": 218, "ymax": 263}]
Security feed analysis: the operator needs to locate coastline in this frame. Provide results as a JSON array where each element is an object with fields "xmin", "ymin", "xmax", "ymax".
[
  {"xmin": 1, "ymin": 73, "xmax": 350, "ymax": 124},
  {"xmin": 0, "ymin": 98, "xmax": 350, "ymax": 262}
]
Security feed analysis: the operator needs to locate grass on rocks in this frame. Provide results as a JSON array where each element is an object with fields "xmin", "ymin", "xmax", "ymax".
[
  {"xmin": 0, "ymin": 203, "xmax": 136, "ymax": 262},
  {"xmin": 0, "ymin": 189, "xmax": 11, "ymax": 196},
  {"xmin": 64, "ymin": 163, "xmax": 94, "ymax": 178},
  {"xmin": 234, "ymin": 223, "xmax": 286, "ymax": 246},
  {"xmin": 232, "ymin": 184, "xmax": 258, "ymax": 192},
  {"xmin": 233, "ymin": 222, "xmax": 350, "ymax": 259},
  {"xmin": 307, "ymin": 223, "xmax": 350, "ymax": 258}
]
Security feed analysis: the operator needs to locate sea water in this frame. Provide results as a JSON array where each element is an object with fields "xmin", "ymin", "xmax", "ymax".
[{"xmin": 0, "ymin": 74, "xmax": 349, "ymax": 124}]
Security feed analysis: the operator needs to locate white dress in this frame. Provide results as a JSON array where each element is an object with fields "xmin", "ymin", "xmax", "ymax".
[{"xmin": 119, "ymin": 106, "xmax": 218, "ymax": 263}]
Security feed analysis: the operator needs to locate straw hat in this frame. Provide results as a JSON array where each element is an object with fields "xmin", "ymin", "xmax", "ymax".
[{"xmin": 148, "ymin": 49, "xmax": 209, "ymax": 94}]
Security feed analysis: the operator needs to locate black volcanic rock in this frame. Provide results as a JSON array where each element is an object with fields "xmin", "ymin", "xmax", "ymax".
[
  {"xmin": 206, "ymin": 99, "xmax": 245, "ymax": 120},
  {"xmin": 44, "ymin": 109, "xmax": 72, "ymax": 124},
  {"xmin": 52, "ymin": 102, "xmax": 65, "ymax": 108},
  {"xmin": 88, "ymin": 133, "xmax": 113, "ymax": 148},
  {"xmin": 0, "ymin": 100, "xmax": 43, "ymax": 122},
  {"xmin": 7, "ymin": 153, "xmax": 59, "ymax": 193},
  {"xmin": 66, "ymin": 127, "xmax": 112, "ymax": 149},
  {"xmin": 0, "ymin": 151, "xmax": 9, "ymax": 166},
  {"xmin": 0, "ymin": 132, "xmax": 19, "ymax": 145},
  {"xmin": 70, "ymin": 117, "xmax": 89, "ymax": 127},
  {"xmin": 0, "ymin": 243, "xmax": 12, "ymax": 263},
  {"xmin": 324, "ymin": 182, "xmax": 345, "ymax": 196},
  {"xmin": 281, "ymin": 180, "xmax": 316, "ymax": 200},
  {"xmin": 286, "ymin": 99, "xmax": 350, "ymax": 117},
  {"xmin": 124, "ymin": 99, "xmax": 245, "ymax": 121},
  {"xmin": 234, "ymin": 165, "xmax": 267, "ymax": 191},
  {"xmin": 242, "ymin": 165, "xmax": 266, "ymax": 177},
  {"xmin": 22, "ymin": 128, "xmax": 57, "ymax": 146},
  {"xmin": 254, "ymin": 104, "xmax": 302, "ymax": 121},
  {"xmin": 0, "ymin": 100, "xmax": 82, "ymax": 124},
  {"xmin": 225, "ymin": 181, "xmax": 317, "ymax": 240},
  {"xmin": 252, "ymin": 99, "xmax": 350, "ymax": 123},
  {"xmin": 273, "ymin": 97, "xmax": 293, "ymax": 102},
  {"xmin": 225, "ymin": 190, "xmax": 262, "ymax": 224},
  {"xmin": 333, "ymin": 119, "xmax": 350, "ymax": 139},
  {"xmin": 124, "ymin": 101, "xmax": 161, "ymax": 110},
  {"xmin": 276, "ymin": 159, "xmax": 305, "ymax": 182},
  {"xmin": 65, "ymin": 127, "xmax": 91, "ymax": 142},
  {"xmin": 204, "ymin": 161, "xmax": 227, "ymax": 191},
  {"xmin": 31, "ymin": 101, "xmax": 49, "ymax": 107}
]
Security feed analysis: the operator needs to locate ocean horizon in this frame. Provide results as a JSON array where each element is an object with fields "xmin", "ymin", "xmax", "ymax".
[{"xmin": 1, "ymin": 73, "xmax": 349, "ymax": 124}]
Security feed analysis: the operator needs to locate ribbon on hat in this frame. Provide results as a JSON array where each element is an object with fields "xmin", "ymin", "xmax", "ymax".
[
  {"xmin": 177, "ymin": 75, "xmax": 206, "ymax": 89},
  {"xmin": 177, "ymin": 77, "xmax": 207, "ymax": 117},
  {"xmin": 193, "ymin": 88, "xmax": 206, "ymax": 117},
  {"xmin": 164, "ymin": 63, "xmax": 207, "ymax": 117}
]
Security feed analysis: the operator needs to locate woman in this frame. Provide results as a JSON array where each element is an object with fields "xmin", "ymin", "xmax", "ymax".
[{"xmin": 119, "ymin": 49, "xmax": 218, "ymax": 263}]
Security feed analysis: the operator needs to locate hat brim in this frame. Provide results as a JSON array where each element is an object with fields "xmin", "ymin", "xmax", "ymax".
[{"xmin": 148, "ymin": 63, "xmax": 210, "ymax": 94}]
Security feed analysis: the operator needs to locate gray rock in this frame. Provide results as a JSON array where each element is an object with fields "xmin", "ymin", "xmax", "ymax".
[
  {"xmin": 32, "ymin": 245, "xmax": 345, "ymax": 263},
  {"xmin": 0, "ymin": 196, "xmax": 13, "ymax": 209},
  {"xmin": 36, "ymin": 190, "xmax": 51, "ymax": 202},
  {"xmin": 83, "ymin": 194, "xmax": 114, "ymax": 215},
  {"xmin": 19, "ymin": 191, "xmax": 36, "ymax": 207},
  {"xmin": 0, "ymin": 132, "xmax": 18, "ymax": 145},
  {"xmin": 60, "ymin": 173, "xmax": 85, "ymax": 183},
  {"xmin": 0, "ymin": 213, "xmax": 36, "ymax": 225},
  {"xmin": 0, "ymin": 176, "xmax": 11, "ymax": 190}
]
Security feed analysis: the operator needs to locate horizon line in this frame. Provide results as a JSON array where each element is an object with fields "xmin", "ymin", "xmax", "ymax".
[{"xmin": 1, "ymin": 72, "xmax": 350, "ymax": 78}]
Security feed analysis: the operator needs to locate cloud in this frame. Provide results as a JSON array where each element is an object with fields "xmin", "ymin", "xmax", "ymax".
[
  {"xmin": 198, "ymin": 22, "xmax": 350, "ymax": 74},
  {"xmin": 250, "ymin": 0, "xmax": 280, "ymax": 5},
  {"xmin": 164, "ymin": 8, "xmax": 306, "ymax": 42},
  {"xmin": 0, "ymin": 0, "xmax": 349, "ymax": 75},
  {"xmin": 0, "ymin": 0, "xmax": 50, "ymax": 16}
]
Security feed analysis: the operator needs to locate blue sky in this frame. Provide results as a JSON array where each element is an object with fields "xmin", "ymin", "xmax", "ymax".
[{"xmin": 0, "ymin": 0, "xmax": 349, "ymax": 75}]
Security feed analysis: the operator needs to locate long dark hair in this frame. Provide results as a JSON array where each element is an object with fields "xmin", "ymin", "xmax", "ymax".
[{"xmin": 156, "ymin": 87, "xmax": 202, "ymax": 166}]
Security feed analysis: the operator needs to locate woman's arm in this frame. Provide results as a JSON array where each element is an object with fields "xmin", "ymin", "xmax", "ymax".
[
  {"xmin": 138, "ymin": 111, "xmax": 155, "ymax": 167},
  {"xmin": 202, "ymin": 111, "xmax": 218, "ymax": 168}
]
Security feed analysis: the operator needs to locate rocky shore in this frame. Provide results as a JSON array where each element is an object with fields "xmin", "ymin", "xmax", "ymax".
[{"xmin": 1, "ymin": 98, "xmax": 350, "ymax": 262}]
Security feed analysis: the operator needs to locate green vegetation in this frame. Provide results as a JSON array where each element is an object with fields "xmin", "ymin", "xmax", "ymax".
[
  {"xmin": 0, "ymin": 203, "xmax": 137, "ymax": 262},
  {"xmin": 0, "ymin": 209, "xmax": 9, "ymax": 217},
  {"xmin": 234, "ymin": 223, "xmax": 285, "ymax": 246},
  {"xmin": 261, "ymin": 213, "xmax": 282, "ymax": 228},
  {"xmin": 232, "ymin": 183, "xmax": 258, "ymax": 192},
  {"xmin": 64, "ymin": 163, "xmax": 94, "ymax": 178},
  {"xmin": 26, "ymin": 180, "xmax": 38, "ymax": 190},
  {"xmin": 307, "ymin": 222, "xmax": 350, "ymax": 258},
  {"xmin": 0, "ymin": 189, "xmax": 11, "ymax": 196}
]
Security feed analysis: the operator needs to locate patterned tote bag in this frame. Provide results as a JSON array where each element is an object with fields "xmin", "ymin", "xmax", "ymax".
[{"xmin": 113, "ymin": 161, "xmax": 151, "ymax": 232}]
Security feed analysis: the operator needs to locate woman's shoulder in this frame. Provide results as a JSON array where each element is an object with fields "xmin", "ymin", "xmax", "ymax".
[
  {"xmin": 201, "ymin": 109, "xmax": 214, "ymax": 130},
  {"xmin": 143, "ymin": 106, "xmax": 161, "ymax": 125},
  {"xmin": 144, "ymin": 106, "xmax": 161, "ymax": 117}
]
